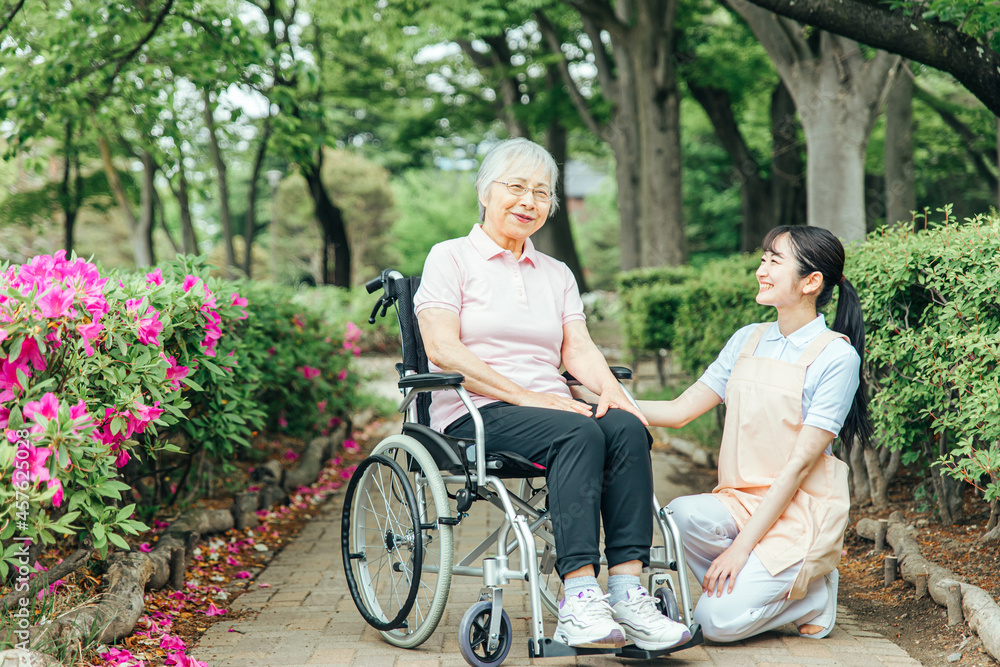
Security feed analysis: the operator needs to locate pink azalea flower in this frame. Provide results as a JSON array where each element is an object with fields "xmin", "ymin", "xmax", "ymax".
[
  {"xmin": 136, "ymin": 310, "xmax": 163, "ymax": 346},
  {"xmin": 267, "ymin": 346, "xmax": 276, "ymax": 355},
  {"xmin": 345, "ymin": 321, "xmax": 361, "ymax": 343},
  {"xmin": 115, "ymin": 448, "xmax": 131, "ymax": 468},
  {"xmin": 165, "ymin": 653, "xmax": 208, "ymax": 667},
  {"xmin": 46, "ymin": 479, "xmax": 63, "ymax": 507},
  {"xmin": 201, "ymin": 602, "xmax": 226, "ymax": 616},
  {"xmin": 0, "ymin": 329, "xmax": 6, "ymax": 343},
  {"xmin": 145, "ymin": 268, "xmax": 164, "ymax": 286},
  {"xmin": 99, "ymin": 647, "xmax": 136, "ymax": 665},
  {"xmin": 23, "ymin": 446, "xmax": 52, "ymax": 483},
  {"xmin": 316, "ymin": 400, "xmax": 327, "ymax": 413},
  {"xmin": 337, "ymin": 369, "xmax": 348, "ymax": 381},
  {"xmin": 37, "ymin": 287, "xmax": 74, "ymax": 319},
  {"xmin": 160, "ymin": 634, "xmax": 187, "ymax": 652},
  {"xmin": 163, "ymin": 355, "xmax": 190, "ymax": 391},
  {"xmin": 235, "ymin": 571, "xmax": 251, "ymax": 579},
  {"xmin": 230, "ymin": 293, "xmax": 247, "ymax": 307},
  {"xmin": 292, "ymin": 314, "xmax": 305, "ymax": 328},
  {"xmin": 343, "ymin": 439, "xmax": 360, "ymax": 453},
  {"xmin": 283, "ymin": 450, "xmax": 299, "ymax": 461},
  {"xmin": 299, "ymin": 365, "xmax": 320, "ymax": 380},
  {"xmin": 182, "ymin": 275, "xmax": 200, "ymax": 292},
  {"xmin": 277, "ymin": 416, "xmax": 287, "ymax": 428},
  {"xmin": 24, "ymin": 392, "xmax": 60, "ymax": 423},
  {"xmin": 77, "ymin": 320, "xmax": 104, "ymax": 356},
  {"xmin": 139, "ymin": 543, "xmax": 153, "ymax": 553},
  {"xmin": 258, "ymin": 583, "xmax": 271, "ymax": 588}
]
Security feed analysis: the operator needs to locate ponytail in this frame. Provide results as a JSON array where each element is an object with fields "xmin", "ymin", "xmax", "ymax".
[
  {"xmin": 761, "ymin": 226, "xmax": 873, "ymax": 448},
  {"xmin": 832, "ymin": 277, "xmax": 873, "ymax": 449}
]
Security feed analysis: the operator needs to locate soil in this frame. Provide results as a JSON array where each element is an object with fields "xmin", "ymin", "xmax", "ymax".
[{"xmin": 837, "ymin": 467, "xmax": 999, "ymax": 667}]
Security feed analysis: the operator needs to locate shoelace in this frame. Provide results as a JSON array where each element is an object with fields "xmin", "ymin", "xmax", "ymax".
[
  {"xmin": 627, "ymin": 591, "xmax": 667, "ymax": 621},
  {"xmin": 566, "ymin": 591, "xmax": 615, "ymax": 620}
]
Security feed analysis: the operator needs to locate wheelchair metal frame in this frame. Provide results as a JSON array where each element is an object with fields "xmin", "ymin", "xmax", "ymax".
[{"xmin": 344, "ymin": 270, "xmax": 703, "ymax": 664}]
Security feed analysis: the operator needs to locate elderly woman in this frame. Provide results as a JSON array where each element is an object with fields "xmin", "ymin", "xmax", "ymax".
[{"xmin": 413, "ymin": 138, "xmax": 690, "ymax": 651}]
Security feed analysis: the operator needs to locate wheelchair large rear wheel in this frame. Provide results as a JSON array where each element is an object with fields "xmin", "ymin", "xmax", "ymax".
[
  {"xmin": 369, "ymin": 435, "xmax": 454, "ymax": 648},
  {"xmin": 342, "ymin": 454, "xmax": 423, "ymax": 632}
]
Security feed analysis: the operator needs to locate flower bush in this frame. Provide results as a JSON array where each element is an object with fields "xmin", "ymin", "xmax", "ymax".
[{"xmin": 1, "ymin": 252, "xmax": 364, "ymax": 576}]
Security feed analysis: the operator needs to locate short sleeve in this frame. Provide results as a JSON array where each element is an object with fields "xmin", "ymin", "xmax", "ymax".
[
  {"xmin": 560, "ymin": 263, "xmax": 586, "ymax": 326},
  {"xmin": 802, "ymin": 342, "xmax": 861, "ymax": 435},
  {"xmin": 413, "ymin": 242, "xmax": 462, "ymax": 316},
  {"xmin": 697, "ymin": 324, "xmax": 760, "ymax": 401}
]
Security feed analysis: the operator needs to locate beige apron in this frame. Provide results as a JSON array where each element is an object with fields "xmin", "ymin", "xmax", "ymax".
[{"xmin": 712, "ymin": 323, "xmax": 851, "ymax": 600}]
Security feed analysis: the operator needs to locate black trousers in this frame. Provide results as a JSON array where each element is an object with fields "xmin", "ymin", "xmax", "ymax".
[{"xmin": 445, "ymin": 401, "xmax": 654, "ymax": 578}]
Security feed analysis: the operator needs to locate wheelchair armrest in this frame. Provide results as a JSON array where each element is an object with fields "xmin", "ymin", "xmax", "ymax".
[
  {"xmin": 562, "ymin": 365, "xmax": 633, "ymax": 386},
  {"xmin": 398, "ymin": 371, "xmax": 464, "ymax": 390}
]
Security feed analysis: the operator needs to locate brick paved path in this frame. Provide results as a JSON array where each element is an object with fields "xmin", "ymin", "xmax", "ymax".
[{"xmin": 192, "ymin": 449, "xmax": 921, "ymax": 667}]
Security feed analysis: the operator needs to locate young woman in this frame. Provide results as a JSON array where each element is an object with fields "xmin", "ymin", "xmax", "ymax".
[{"xmin": 640, "ymin": 226, "xmax": 872, "ymax": 642}]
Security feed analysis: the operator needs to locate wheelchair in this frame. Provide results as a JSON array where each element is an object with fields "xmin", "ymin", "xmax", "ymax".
[{"xmin": 341, "ymin": 269, "xmax": 703, "ymax": 667}]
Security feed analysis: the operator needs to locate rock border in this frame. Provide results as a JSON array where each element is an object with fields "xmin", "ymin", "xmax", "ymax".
[
  {"xmin": 857, "ymin": 511, "xmax": 1000, "ymax": 662},
  {"xmin": 6, "ymin": 425, "xmax": 347, "ymax": 662},
  {"xmin": 650, "ymin": 426, "xmax": 716, "ymax": 468}
]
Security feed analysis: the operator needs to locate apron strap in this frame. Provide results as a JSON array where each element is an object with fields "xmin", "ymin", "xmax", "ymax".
[
  {"xmin": 795, "ymin": 330, "xmax": 848, "ymax": 369},
  {"xmin": 737, "ymin": 323, "xmax": 772, "ymax": 358}
]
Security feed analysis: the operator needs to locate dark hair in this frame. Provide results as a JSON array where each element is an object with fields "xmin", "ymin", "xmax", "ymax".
[{"xmin": 760, "ymin": 226, "xmax": 873, "ymax": 448}]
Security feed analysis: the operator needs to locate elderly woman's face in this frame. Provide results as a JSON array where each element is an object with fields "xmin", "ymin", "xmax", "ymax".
[{"xmin": 480, "ymin": 165, "xmax": 551, "ymax": 248}]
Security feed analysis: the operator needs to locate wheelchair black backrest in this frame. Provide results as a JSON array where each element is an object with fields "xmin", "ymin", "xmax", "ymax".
[{"xmin": 385, "ymin": 274, "xmax": 433, "ymax": 427}]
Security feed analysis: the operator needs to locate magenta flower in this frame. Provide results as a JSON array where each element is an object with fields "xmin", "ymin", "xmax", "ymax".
[
  {"xmin": 145, "ymin": 269, "xmax": 164, "ymax": 286},
  {"xmin": 136, "ymin": 309, "xmax": 163, "ymax": 346},
  {"xmin": 231, "ymin": 293, "xmax": 247, "ymax": 307},
  {"xmin": 160, "ymin": 634, "xmax": 186, "ymax": 652},
  {"xmin": 201, "ymin": 602, "xmax": 226, "ymax": 616},
  {"xmin": 235, "ymin": 571, "xmax": 251, "ymax": 579},
  {"xmin": 283, "ymin": 450, "xmax": 299, "ymax": 461},
  {"xmin": 299, "ymin": 365, "xmax": 320, "ymax": 380},
  {"xmin": 77, "ymin": 320, "xmax": 104, "ymax": 357},
  {"xmin": 165, "ymin": 653, "xmax": 208, "ymax": 667},
  {"xmin": 267, "ymin": 346, "xmax": 276, "ymax": 355},
  {"xmin": 139, "ymin": 543, "xmax": 153, "ymax": 553},
  {"xmin": 337, "ymin": 369, "xmax": 348, "ymax": 381},
  {"xmin": 23, "ymin": 446, "xmax": 52, "ymax": 483},
  {"xmin": 37, "ymin": 287, "xmax": 74, "ymax": 319},
  {"xmin": 316, "ymin": 400, "xmax": 327, "ymax": 414},
  {"xmin": 114, "ymin": 448, "xmax": 131, "ymax": 468},
  {"xmin": 182, "ymin": 275, "xmax": 200, "ymax": 292},
  {"xmin": 24, "ymin": 392, "xmax": 60, "ymax": 423},
  {"xmin": 345, "ymin": 321, "xmax": 361, "ymax": 343},
  {"xmin": 99, "ymin": 646, "xmax": 136, "ymax": 666},
  {"xmin": 46, "ymin": 479, "xmax": 63, "ymax": 507},
  {"xmin": 163, "ymin": 355, "xmax": 190, "ymax": 391},
  {"xmin": 343, "ymin": 439, "xmax": 360, "ymax": 453}
]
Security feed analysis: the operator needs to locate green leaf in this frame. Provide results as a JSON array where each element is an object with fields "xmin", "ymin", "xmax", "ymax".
[{"xmin": 108, "ymin": 533, "xmax": 130, "ymax": 550}]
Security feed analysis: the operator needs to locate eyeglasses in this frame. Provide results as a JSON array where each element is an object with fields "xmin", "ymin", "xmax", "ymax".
[{"xmin": 493, "ymin": 181, "xmax": 553, "ymax": 202}]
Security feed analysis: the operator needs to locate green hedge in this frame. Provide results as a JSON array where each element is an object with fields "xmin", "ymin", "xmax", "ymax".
[
  {"xmin": 618, "ymin": 255, "xmax": 769, "ymax": 376},
  {"xmin": 852, "ymin": 213, "xmax": 1000, "ymax": 502}
]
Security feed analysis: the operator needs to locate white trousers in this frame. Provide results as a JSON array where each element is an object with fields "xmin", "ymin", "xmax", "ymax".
[{"xmin": 667, "ymin": 494, "xmax": 830, "ymax": 642}]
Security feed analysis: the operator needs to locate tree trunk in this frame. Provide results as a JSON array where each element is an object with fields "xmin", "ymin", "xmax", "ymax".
[
  {"xmin": 533, "ymin": 97, "xmax": 588, "ymax": 292},
  {"xmin": 885, "ymin": 62, "xmax": 915, "ymax": 228},
  {"xmin": 632, "ymin": 1, "xmax": 685, "ymax": 267},
  {"xmin": 139, "ymin": 152, "xmax": 156, "ymax": 266},
  {"xmin": 769, "ymin": 80, "xmax": 806, "ymax": 234},
  {"xmin": 728, "ymin": 1, "xmax": 899, "ymax": 242},
  {"xmin": 97, "ymin": 134, "xmax": 153, "ymax": 267},
  {"xmin": 687, "ymin": 83, "xmax": 770, "ymax": 253},
  {"xmin": 243, "ymin": 120, "xmax": 273, "ymax": 277},
  {"xmin": 303, "ymin": 148, "xmax": 351, "ymax": 287},
  {"xmin": 58, "ymin": 122, "xmax": 83, "ymax": 254},
  {"xmin": 849, "ymin": 438, "xmax": 870, "ymax": 505},
  {"xmin": 203, "ymin": 89, "xmax": 237, "ymax": 274},
  {"xmin": 864, "ymin": 445, "xmax": 889, "ymax": 511},
  {"xmin": 175, "ymin": 161, "xmax": 198, "ymax": 255}
]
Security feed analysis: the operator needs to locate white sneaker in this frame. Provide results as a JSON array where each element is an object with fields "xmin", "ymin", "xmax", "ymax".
[
  {"xmin": 611, "ymin": 587, "xmax": 692, "ymax": 651},
  {"xmin": 553, "ymin": 590, "xmax": 628, "ymax": 648}
]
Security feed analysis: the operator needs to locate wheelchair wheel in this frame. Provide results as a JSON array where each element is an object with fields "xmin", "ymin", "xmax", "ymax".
[
  {"xmin": 369, "ymin": 434, "xmax": 454, "ymax": 648},
  {"xmin": 459, "ymin": 600, "xmax": 512, "ymax": 667},
  {"xmin": 655, "ymin": 583, "xmax": 680, "ymax": 622},
  {"xmin": 342, "ymin": 454, "xmax": 422, "ymax": 632}
]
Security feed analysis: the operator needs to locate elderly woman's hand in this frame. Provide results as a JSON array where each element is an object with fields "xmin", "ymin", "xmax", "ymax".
[
  {"xmin": 595, "ymin": 382, "xmax": 649, "ymax": 426},
  {"xmin": 519, "ymin": 390, "xmax": 594, "ymax": 416}
]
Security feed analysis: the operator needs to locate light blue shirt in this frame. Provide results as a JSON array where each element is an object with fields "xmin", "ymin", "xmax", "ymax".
[{"xmin": 698, "ymin": 316, "xmax": 860, "ymax": 436}]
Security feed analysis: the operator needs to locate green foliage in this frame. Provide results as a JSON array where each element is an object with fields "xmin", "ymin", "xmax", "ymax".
[
  {"xmin": 389, "ymin": 169, "xmax": 481, "ymax": 277},
  {"xmin": 618, "ymin": 254, "xmax": 769, "ymax": 376},
  {"xmin": 852, "ymin": 211, "xmax": 1000, "ymax": 502}
]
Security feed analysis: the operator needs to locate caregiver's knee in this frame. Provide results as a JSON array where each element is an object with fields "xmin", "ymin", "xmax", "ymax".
[{"xmin": 694, "ymin": 601, "xmax": 756, "ymax": 643}]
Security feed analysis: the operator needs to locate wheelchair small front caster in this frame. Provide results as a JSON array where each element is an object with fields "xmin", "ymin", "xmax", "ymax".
[
  {"xmin": 458, "ymin": 600, "xmax": 512, "ymax": 667},
  {"xmin": 654, "ymin": 585, "xmax": 680, "ymax": 622}
]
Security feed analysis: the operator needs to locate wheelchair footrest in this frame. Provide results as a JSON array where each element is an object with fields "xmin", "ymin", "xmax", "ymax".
[{"xmin": 529, "ymin": 624, "xmax": 703, "ymax": 659}]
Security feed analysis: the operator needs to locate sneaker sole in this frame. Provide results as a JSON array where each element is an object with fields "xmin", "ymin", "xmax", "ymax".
[
  {"xmin": 624, "ymin": 631, "xmax": 692, "ymax": 651},
  {"xmin": 553, "ymin": 629, "xmax": 628, "ymax": 649}
]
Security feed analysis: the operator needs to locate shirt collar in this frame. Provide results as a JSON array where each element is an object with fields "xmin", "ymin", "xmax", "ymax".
[
  {"xmin": 763, "ymin": 315, "xmax": 827, "ymax": 346},
  {"xmin": 468, "ymin": 224, "xmax": 538, "ymax": 265}
]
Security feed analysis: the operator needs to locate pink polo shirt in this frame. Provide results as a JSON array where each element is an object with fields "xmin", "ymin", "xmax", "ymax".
[{"xmin": 413, "ymin": 224, "xmax": 586, "ymax": 431}]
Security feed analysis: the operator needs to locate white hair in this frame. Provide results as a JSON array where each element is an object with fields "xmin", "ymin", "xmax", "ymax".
[{"xmin": 475, "ymin": 138, "xmax": 560, "ymax": 222}]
